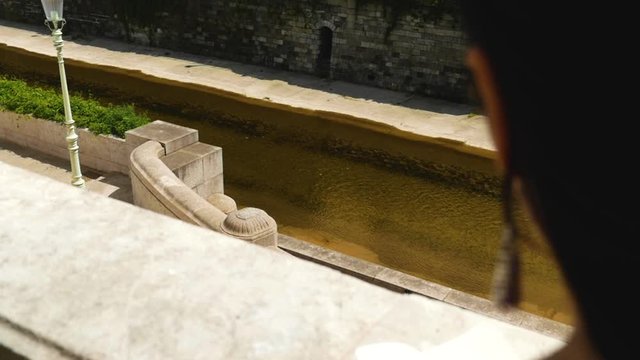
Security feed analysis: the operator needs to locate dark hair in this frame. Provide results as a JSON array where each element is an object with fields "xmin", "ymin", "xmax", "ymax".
[{"xmin": 460, "ymin": 2, "xmax": 637, "ymax": 358}]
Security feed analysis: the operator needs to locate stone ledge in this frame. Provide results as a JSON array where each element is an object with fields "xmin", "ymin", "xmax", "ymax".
[{"xmin": 0, "ymin": 162, "xmax": 564, "ymax": 359}]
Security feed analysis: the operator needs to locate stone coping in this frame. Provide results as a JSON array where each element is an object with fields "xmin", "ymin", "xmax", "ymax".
[
  {"xmin": 0, "ymin": 162, "xmax": 564, "ymax": 359},
  {"xmin": 128, "ymin": 140, "xmax": 227, "ymax": 230},
  {"xmin": 278, "ymin": 235, "xmax": 573, "ymax": 340}
]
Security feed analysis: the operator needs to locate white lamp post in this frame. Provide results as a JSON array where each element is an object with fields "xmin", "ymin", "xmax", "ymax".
[{"xmin": 41, "ymin": 0, "xmax": 85, "ymax": 188}]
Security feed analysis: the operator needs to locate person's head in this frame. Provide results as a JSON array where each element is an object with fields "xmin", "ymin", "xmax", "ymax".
[{"xmin": 460, "ymin": 2, "xmax": 636, "ymax": 358}]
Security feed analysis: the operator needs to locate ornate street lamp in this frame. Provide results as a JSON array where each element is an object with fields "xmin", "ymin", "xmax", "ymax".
[{"xmin": 41, "ymin": 0, "xmax": 85, "ymax": 188}]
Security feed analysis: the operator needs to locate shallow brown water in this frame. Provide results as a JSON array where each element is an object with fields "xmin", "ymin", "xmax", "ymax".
[
  {"xmin": 1, "ymin": 46, "xmax": 573, "ymax": 323},
  {"xmin": 162, "ymin": 113, "xmax": 574, "ymax": 324}
]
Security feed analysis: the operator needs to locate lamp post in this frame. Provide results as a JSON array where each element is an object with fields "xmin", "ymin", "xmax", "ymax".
[{"xmin": 41, "ymin": 0, "xmax": 85, "ymax": 188}]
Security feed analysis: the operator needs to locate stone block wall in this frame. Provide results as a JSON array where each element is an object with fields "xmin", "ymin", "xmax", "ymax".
[
  {"xmin": 0, "ymin": 111, "xmax": 129, "ymax": 174},
  {"xmin": 0, "ymin": 0, "xmax": 469, "ymax": 101}
]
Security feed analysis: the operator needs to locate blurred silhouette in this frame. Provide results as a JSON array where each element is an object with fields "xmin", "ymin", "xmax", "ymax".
[{"xmin": 460, "ymin": 2, "xmax": 637, "ymax": 359}]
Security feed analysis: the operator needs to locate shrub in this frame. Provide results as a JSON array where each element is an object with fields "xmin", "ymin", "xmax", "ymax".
[{"xmin": 0, "ymin": 76, "xmax": 149, "ymax": 137}]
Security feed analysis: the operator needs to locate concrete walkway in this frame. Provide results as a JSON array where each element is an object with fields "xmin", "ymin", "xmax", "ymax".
[
  {"xmin": 0, "ymin": 140, "xmax": 132, "ymax": 203},
  {"xmin": 0, "ymin": 20, "xmax": 494, "ymax": 158}
]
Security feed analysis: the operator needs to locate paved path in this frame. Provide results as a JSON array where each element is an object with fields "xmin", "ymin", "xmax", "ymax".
[
  {"xmin": 0, "ymin": 140, "xmax": 132, "ymax": 203},
  {"xmin": 0, "ymin": 20, "xmax": 494, "ymax": 158}
]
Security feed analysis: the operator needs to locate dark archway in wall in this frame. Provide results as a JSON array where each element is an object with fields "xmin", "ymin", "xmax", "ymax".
[{"xmin": 316, "ymin": 26, "xmax": 333, "ymax": 78}]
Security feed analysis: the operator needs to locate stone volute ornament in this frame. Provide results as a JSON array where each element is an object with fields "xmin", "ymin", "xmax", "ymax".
[{"xmin": 221, "ymin": 207, "xmax": 278, "ymax": 247}]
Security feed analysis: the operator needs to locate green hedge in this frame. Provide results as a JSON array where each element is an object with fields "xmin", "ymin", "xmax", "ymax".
[{"xmin": 0, "ymin": 76, "xmax": 149, "ymax": 138}]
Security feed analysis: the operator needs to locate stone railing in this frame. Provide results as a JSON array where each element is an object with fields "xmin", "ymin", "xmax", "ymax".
[
  {"xmin": 126, "ymin": 120, "xmax": 278, "ymax": 248},
  {"xmin": 129, "ymin": 140, "xmax": 227, "ymax": 230}
]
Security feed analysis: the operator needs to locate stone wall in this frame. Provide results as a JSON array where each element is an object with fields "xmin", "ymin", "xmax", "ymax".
[
  {"xmin": 0, "ymin": 111, "xmax": 129, "ymax": 174},
  {"xmin": 0, "ymin": 0, "xmax": 468, "ymax": 101}
]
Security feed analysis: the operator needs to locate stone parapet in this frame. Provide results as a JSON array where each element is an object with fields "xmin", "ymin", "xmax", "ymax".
[
  {"xmin": 128, "ymin": 121, "xmax": 277, "ymax": 246},
  {"xmin": 129, "ymin": 139, "xmax": 227, "ymax": 230},
  {"xmin": 0, "ymin": 162, "xmax": 565, "ymax": 359}
]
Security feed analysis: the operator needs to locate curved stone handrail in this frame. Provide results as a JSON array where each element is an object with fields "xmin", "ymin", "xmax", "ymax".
[{"xmin": 129, "ymin": 140, "xmax": 227, "ymax": 231}]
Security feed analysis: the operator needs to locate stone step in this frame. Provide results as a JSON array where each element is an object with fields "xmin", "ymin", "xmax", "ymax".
[
  {"xmin": 125, "ymin": 120, "xmax": 198, "ymax": 155},
  {"xmin": 160, "ymin": 141, "xmax": 223, "ymax": 198}
]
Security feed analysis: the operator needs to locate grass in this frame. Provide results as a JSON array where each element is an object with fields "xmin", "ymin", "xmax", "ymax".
[{"xmin": 0, "ymin": 76, "xmax": 149, "ymax": 138}]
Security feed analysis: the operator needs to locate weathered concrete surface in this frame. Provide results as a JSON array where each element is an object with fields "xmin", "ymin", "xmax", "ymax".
[
  {"xmin": 0, "ymin": 139, "xmax": 132, "ymax": 203},
  {"xmin": 0, "ymin": 162, "xmax": 563, "ymax": 359},
  {"xmin": 0, "ymin": 20, "xmax": 494, "ymax": 159}
]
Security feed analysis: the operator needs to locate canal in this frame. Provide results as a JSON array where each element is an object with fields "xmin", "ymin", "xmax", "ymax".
[{"xmin": 0, "ymin": 45, "xmax": 573, "ymax": 323}]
